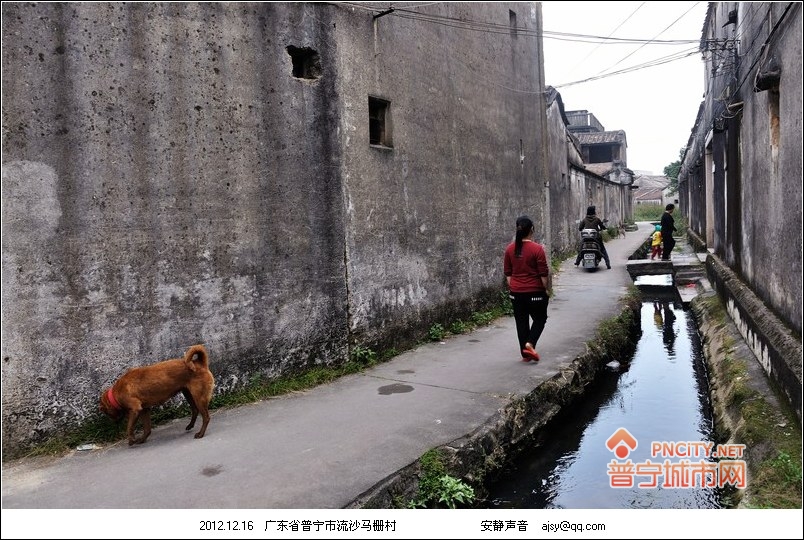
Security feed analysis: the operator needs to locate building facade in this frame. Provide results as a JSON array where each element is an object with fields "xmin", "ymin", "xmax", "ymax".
[
  {"xmin": 543, "ymin": 90, "xmax": 634, "ymax": 257},
  {"xmin": 678, "ymin": 2, "xmax": 802, "ymax": 420}
]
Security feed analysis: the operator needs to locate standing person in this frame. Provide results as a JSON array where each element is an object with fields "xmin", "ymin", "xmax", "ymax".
[
  {"xmin": 574, "ymin": 205, "xmax": 611, "ymax": 269},
  {"xmin": 660, "ymin": 204, "xmax": 677, "ymax": 261},
  {"xmin": 503, "ymin": 216, "xmax": 551, "ymax": 362},
  {"xmin": 650, "ymin": 225, "xmax": 663, "ymax": 260}
]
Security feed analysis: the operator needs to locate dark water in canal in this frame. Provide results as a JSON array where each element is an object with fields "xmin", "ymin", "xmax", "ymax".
[{"xmin": 485, "ymin": 283, "xmax": 724, "ymax": 509}]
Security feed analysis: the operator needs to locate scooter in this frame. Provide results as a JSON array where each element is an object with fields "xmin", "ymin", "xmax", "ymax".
[{"xmin": 579, "ymin": 228, "xmax": 603, "ymax": 269}]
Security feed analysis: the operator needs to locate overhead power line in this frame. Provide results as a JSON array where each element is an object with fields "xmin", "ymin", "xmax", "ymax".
[
  {"xmin": 555, "ymin": 47, "xmax": 701, "ymax": 89},
  {"xmin": 337, "ymin": 2, "xmax": 700, "ymax": 44},
  {"xmin": 566, "ymin": 1, "xmax": 647, "ymax": 77},
  {"xmin": 595, "ymin": 1, "xmax": 704, "ymax": 75},
  {"xmin": 334, "ymin": 2, "xmax": 706, "ymax": 91}
]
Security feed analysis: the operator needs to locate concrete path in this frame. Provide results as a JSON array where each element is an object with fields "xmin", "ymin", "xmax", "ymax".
[{"xmin": 2, "ymin": 223, "xmax": 657, "ymax": 509}]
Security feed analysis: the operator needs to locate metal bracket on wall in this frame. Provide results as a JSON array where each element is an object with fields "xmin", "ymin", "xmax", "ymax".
[{"xmin": 373, "ymin": 8, "xmax": 394, "ymax": 20}]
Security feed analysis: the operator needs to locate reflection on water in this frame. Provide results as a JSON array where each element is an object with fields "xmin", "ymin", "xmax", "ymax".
[{"xmin": 487, "ymin": 297, "xmax": 723, "ymax": 509}]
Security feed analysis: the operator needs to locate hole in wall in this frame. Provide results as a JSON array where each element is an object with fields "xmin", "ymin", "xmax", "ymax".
[{"xmin": 286, "ymin": 45, "xmax": 321, "ymax": 80}]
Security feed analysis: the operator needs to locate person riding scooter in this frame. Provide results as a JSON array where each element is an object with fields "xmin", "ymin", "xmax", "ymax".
[{"xmin": 574, "ymin": 205, "xmax": 611, "ymax": 269}]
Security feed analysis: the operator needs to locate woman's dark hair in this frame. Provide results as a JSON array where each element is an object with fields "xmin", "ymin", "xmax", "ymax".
[
  {"xmin": 586, "ymin": 205, "xmax": 596, "ymax": 216},
  {"xmin": 514, "ymin": 215, "xmax": 534, "ymax": 256}
]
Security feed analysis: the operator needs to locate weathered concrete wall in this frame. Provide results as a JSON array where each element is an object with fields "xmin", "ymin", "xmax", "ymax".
[
  {"xmin": 565, "ymin": 167, "xmax": 622, "ymax": 241},
  {"xmin": 677, "ymin": 2, "xmax": 802, "ymax": 423},
  {"xmin": 679, "ymin": 2, "xmax": 802, "ymax": 335},
  {"xmin": 735, "ymin": 3, "xmax": 802, "ymax": 335},
  {"xmin": 2, "ymin": 2, "xmax": 350, "ymax": 453},
  {"xmin": 588, "ymin": 175, "xmax": 626, "ymax": 230},
  {"xmin": 333, "ymin": 2, "xmax": 548, "ymax": 348},
  {"xmin": 546, "ymin": 93, "xmax": 581, "ymax": 256},
  {"xmin": 1, "ymin": 2, "xmax": 550, "ymax": 454}
]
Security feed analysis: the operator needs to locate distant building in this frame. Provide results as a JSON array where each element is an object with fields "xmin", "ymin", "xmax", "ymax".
[
  {"xmin": 564, "ymin": 109, "xmax": 633, "ymax": 189},
  {"xmin": 564, "ymin": 109, "xmax": 604, "ymax": 134},
  {"xmin": 565, "ymin": 110, "xmax": 628, "ymax": 166},
  {"xmin": 632, "ymin": 173, "xmax": 672, "ymax": 206},
  {"xmin": 544, "ymin": 93, "xmax": 634, "ymax": 253}
]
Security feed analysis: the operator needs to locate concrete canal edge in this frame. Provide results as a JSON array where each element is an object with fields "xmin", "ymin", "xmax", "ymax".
[
  {"xmin": 346, "ymin": 271, "xmax": 802, "ymax": 509},
  {"xmin": 692, "ymin": 292, "xmax": 802, "ymax": 509}
]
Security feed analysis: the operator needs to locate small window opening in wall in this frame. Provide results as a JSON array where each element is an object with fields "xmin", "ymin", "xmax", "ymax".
[
  {"xmin": 369, "ymin": 96, "xmax": 392, "ymax": 148},
  {"xmin": 509, "ymin": 9, "xmax": 517, "ymax": 37},
  {"xmin": 286, "ymin": 45, "xmax": 321, "ymax": 79}
]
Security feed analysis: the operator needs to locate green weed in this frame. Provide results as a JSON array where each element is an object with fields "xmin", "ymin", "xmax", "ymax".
[
  {"xmin": 429, "ymin": 323, "xmax": 446, "ymax": 342},
  {"xmin": 436, "ymin": 475, "xmax": 476, "ymax": 509},
  {"xmin": 408, "ymin": 449, "xmax": 475, "ymax": 509},
  {"xmin": 351, "ymin": 345, "xmax": 377, "ymax": 366},
  {"xmin": 471, "ymin": 311, "xmax": 495, "ymax": 326},
  {"xmin": 769, "ymin": 451, "xmax": 803, "ymax": 485},
  {"xmin": 449, "ymin": 320, "xmax": 469, "ymax": 335},
  {"xmin": 499, "ymin": 290, "xmax": 514, "ymax": 316}
]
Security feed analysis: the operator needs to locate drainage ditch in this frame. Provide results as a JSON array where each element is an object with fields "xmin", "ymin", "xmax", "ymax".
[{"xmin": 483, "ymin": 276, "xmax": 726, "ymax": 509}]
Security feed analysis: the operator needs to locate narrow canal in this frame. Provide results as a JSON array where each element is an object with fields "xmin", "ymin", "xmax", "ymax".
[{"xmin": 484, "ymin": 277, "xmax": 725, "ymax": 509}]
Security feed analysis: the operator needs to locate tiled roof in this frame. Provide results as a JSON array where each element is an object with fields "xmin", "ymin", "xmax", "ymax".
[
  {"xmin": 585, "ymin": 163, "xmax": 612, "ymax": 176},
  {"xmin": 632, "ymin": 174, "xmax": 670, "ymax": 189},
  {"xmin": 634, "ymin": 187, "xmax": 666, "ymax": 201},
  {"xmin": 577, "ymin": 131, "xmax": 626, "ymax": 145}
]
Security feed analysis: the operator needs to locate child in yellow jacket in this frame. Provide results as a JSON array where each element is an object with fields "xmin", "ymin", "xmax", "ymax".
[{"xmin": 651, "ymin": 225, "xmax": 663, "ymax": 260}]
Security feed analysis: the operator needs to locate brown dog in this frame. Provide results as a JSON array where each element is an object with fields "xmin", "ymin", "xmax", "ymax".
[{"xmin": 99, "ymin": 344, "xmax": 214, "ymax": 445}]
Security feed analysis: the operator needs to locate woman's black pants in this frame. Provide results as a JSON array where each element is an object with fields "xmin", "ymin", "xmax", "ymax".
[{"xmin": 509, "ymin": 292, "xmax": 549, "ymax": 353}]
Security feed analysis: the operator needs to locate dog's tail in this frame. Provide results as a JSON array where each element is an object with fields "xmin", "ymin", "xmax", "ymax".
[{"xmin": 184, "ymin": 344, "xmax": 209, "ymax": 372}]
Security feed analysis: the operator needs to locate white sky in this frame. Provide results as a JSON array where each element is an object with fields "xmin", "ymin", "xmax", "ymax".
[{"xmin": 541, "ymin": 1, "xmax": 709, "ymax": 175}]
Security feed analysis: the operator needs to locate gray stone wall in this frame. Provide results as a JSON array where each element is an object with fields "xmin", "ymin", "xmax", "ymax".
[
  {"xmin": 678, "ymin": 3, "xmax": 802, "ymax": 420},
  {"xmin": 679, "ymin": 2, "xmax": 802, "ymax": 335},
  {"xmin": 2, "ymin": 2, "xmax": 350, "ymax": 453},
  {"xmin": 331, "ymin": 2, "xmax": 548, "ymax": 347},
  {"xmin": 736, "ymin": 4, "xmax": 803, "ymax": 335},
  {"xmin": 1, "ymin": 2, "xmax": 551, "ymax": 453},
  {"xmin": 545, "ymin": 95, "xmax": 578, "ymax": 256}
]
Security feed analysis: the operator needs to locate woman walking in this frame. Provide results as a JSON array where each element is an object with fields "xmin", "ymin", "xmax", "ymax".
[{"xmin": 503, "ymin": 216, "xmax": 551, "ymax": 362}]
